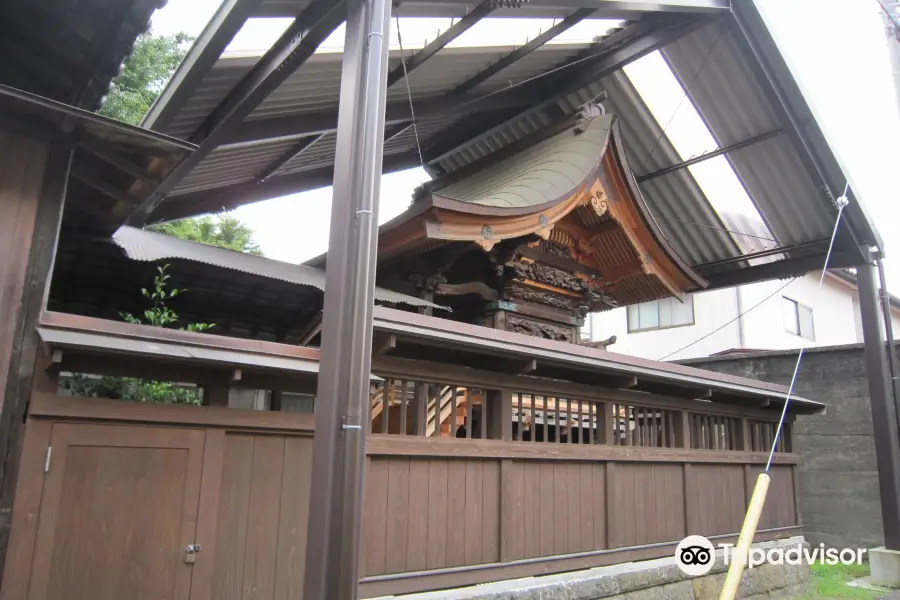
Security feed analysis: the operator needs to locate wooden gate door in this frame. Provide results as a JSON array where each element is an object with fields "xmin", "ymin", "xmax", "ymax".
[{"xmin": 25, "ymin": 423, "xmax": 205, "ymax": 600}]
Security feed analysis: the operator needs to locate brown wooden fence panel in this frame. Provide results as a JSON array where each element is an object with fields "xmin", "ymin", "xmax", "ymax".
[
  {"xmin": 607, "ymin": 463, "xmax": 685, "ymax": 548},
  {"xmin": 685, "ymin": 464, "xmax": 748, "ymax": 536},
  {"xmin": 754, "ymin": 465, "xmax": 797, "ymax": 530},
  {"xmin": 363, "ymin": 457, "xmax": 501, "ymax": 576},
  {"xmin": 211, "ymin": 433, "xmax": 313, "ymax": 600}
]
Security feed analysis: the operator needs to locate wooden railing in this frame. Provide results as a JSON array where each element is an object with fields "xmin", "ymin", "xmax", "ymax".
[{"xmin": 368, "ymin": 363, "xmax": 791, "ymax": 455}]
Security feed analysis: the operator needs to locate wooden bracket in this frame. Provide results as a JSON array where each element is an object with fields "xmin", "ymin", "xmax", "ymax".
[
  {"xmin": 373, "ymin": 332, "xmax": 397, "ymax": 355},
  {"xmin": 298, "ymin": 311, "xmax": 324, "ymax": 346}
]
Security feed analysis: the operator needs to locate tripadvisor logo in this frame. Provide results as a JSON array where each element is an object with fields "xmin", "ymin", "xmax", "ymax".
[
  {"xmin": 675, "ymin": 535, "xmax": 716, "ymax": 576},
  {"xmin": 674, "ymin": 535, "xmax": 867, "ymax": 577}
]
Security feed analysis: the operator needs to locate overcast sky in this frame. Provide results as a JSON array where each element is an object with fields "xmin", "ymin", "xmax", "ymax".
[{"xmin": 151, "ymin": 0, "xmax": 900, "ymax": 291}]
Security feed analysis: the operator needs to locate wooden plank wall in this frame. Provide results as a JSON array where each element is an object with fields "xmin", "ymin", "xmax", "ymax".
[
  {"xmin": 0, "ymin": 128, "xmax": 47, "ymax": 416},
  {"xmin": 211, "ymin": 433, "xmax": 313, "ymax": 600},
  {"xmin": 501, "ymin": 461, "xmax": 605, "ymax": 561},
  {"xmin": 363, "ymin": 458, "xmax": 501, "ymax": 576},
  {"xmin": 361, "ymin": 457, "xmax": 800, "ymax": 578}
]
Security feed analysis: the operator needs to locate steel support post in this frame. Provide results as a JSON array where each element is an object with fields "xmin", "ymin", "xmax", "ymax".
[
  {"xmin": 301, "ymin": 0, "xmax": 391, "ymax": 597},
  {"xmin": 858, "ymin": 260, "xmax": 900, "ymax": 550},
  {"xmin": 876, "ymin": 257, "xmax": 900, "ymax": 418}
]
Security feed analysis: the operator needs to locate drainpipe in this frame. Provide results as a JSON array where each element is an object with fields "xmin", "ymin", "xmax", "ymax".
[
  {"xmin": 876, "ymin": 256, "xmax": 900, "ymax": 424},
  {"xmin": 858, "ymin": 259, "xmax": 900, "ymax": 550},
  {"xmin": 735, "ymin": 285, "xmax": 745, "ymax": 349}
]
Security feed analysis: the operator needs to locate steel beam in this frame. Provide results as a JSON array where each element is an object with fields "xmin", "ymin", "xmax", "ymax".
[
  {"xmin": 149, "ymin": 151, "xmax": 421, "ymax": 223},
  {"xmin": 385, "ymin": 7, "xmax": 596, "ymax": 145},
  {"xmin": 701, "ymin": 250, "xmax": 861, "ymax": 290},
  {"xmin": 731, "ymin": 3, "xmax": 880, "ymax": 259},
  {"xmin": 253, "ymin": 0, "xmax": 729, "ymax": 19},
  {"xmin": 858, "ymin": 261, "xmax": 900, "ymax": 550},
  {"xmin": 142, "ymin": 0, "xmax": 264, "ymax": 131},
  {"xmin": 302, "ymin": 0, "xmax": 392, "ymax": 598},
  {"xmin": 424, "ymin": 13, "xmax": 704, "ymax": 166},
  {"xmin": 387, "ymin": 0, "xmax": 496, "ymax": 88},
  {"xmin": 224, "ymin": 92, "xmax": 531, "ymax": 146},
  {"xmin": 637, "ymin": 128, "xmax": 783, "ymax": 183},
  {"xmin": 255, "ymin": 134, "xmax": 325, "ymax": 182},
  {"xmin": 124, "ymin": 0, "xmax": 347, "ymax": 226}
]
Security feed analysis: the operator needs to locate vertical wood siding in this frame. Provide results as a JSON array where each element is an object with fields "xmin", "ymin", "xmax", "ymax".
[
  {"xmin": 0, "ymin": 130, "xmax": 47, "ymax": 416},
  {"xmin": 686, "ymin": 464, "xmax": 747, "ymax": 535},
  {"xmin": 608, "ymin": 463, "xmax": 685, "ymax": 547},
  {"xmin": 363, "ymin": 458, "xmax": 501, "ymax": 576},
  {"xmin": 212, "ymin": 433, "xmax": 313, "ymax": 600}
]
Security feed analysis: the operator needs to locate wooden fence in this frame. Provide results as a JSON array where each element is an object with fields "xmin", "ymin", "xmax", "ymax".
[
  {"xmin": 3, "ymin": 355, "xmax": 800, "ymax": 600},
  {"xmin": 358, "ymin": 357, "xmax": 799, "ymax": 596}
]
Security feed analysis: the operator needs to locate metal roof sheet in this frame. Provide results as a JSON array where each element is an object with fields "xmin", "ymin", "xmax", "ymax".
[
  {"xmin": 434, "ymin": 114, "xmax": 613, "ymax": 207},
  {"xmin": 661, "ymin": 20, "xmax": 836, "ymax": 247},
  {"xmin": 157, "ymin": 43, "xmax": 595, "ymax": 142},
  {"xmin": 133, "ymin": 2, "xmax": 877, "ymax": 292},
  {"xmin": 111, "ymin": 226, "xmax": 448, "ymax": 311}
]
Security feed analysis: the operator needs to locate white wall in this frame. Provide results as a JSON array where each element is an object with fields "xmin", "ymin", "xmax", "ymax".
[
  {"xmin": 590, "ymin": 286, "xmax": 741, "ymax": 361},
  {"xmin": 591, "ymin": 272, "xmax": 900, "ymax": 361},
  {"xmin": 737, "ymin": 275, "xmax": 858, "ymax": 351}
]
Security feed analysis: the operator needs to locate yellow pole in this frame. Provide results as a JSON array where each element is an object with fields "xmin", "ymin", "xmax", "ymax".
[{"xmin": 718, "ymin": 473, "xmax": 771, "ymax": 600}]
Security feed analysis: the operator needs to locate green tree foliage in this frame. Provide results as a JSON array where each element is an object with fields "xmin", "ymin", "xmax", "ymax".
[
  {"xmin": 66, "ymin": 266, "xmax": 214, "ymax": 404},
  {"xmin": 98, "ymin": 31, "xmax": 192, "ymax": 125},
  {"xmin": 151, "ymin": 214, "xmax": 264, "ymax": 255}
]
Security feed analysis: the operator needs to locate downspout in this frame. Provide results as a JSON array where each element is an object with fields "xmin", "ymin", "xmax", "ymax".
[
  {"xmin": 876, "ymin": 256, "xmax": 900, "ymax": 422},
  {"xmin": 735, "ymin": 286, "xmax": 745, "ymax": 349}
]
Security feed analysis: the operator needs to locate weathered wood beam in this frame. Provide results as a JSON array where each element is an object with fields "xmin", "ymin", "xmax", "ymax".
[
  {"xmin": 373, "ymin": 332, "xmax": 397, "ymax": 355},
  {"xmin": 70, "ymin": 169, "xmax": 135, "ymax": 208},
  {"xmin": 435, "ymin": 281, "xmax": 498, "ymax": 301},
  {"xmin": 515, "ymin": 359, "xmax": 538, "ymax": 375},
  {"xmin": 516, "ymin": 245, "xmax": 605, "ymax": 280},
  {"xmin": 298, "ymin": 310, "xmax": 324, "ymax": 346},
  {"xmin": 77, "ymin": 141, "xmax": 159, "ymax": 184}
]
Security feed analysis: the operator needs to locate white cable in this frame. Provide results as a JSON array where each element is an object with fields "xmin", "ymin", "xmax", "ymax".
[
  {"xmin": 394, "ymin": 13, "xmax": 425, "ymax": 167},
  {"xmin": 764, "ymin": 183, "xmax": 850, "ymax": 472}
]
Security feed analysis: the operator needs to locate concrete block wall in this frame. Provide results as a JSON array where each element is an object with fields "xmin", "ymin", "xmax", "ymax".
[{"xmin": 681, "ymin": 342, "xmax": 892, "ymax": 550}]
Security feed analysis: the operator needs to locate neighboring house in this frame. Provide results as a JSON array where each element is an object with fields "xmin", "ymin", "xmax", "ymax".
[{"xmin": 591, "ymin": 271, "xmax": 900, "ymax": 361}]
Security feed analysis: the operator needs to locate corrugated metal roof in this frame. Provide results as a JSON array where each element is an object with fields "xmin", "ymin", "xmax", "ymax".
[
  {"xmin": 662, "ymin": 20, "xmax": 835, "ymax": 247},
  {"xmin": 435, "ymin": 114, "xmax": 612, "ymax": 207},
  {"xmin": 112, "ymin": 226, "xmax": 447, "ymax": 310},
  {"xmin": 157, "ymin": 43, "xmax": 595, "ymax": 142},
  {"xmin": 430, "ymin": 73, "xmax": 744, "ymax": 267},
  {"xmin": 136, "ymin": 4, "xmax": 875, "ymax": 292},
  {"xmin": 173, "ymin": 139, "xmax": 299, "ymax": 195}
]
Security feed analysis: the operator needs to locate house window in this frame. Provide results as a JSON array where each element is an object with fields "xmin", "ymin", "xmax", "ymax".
[
  {"xmin": 627, "ymin": 296, "xmax": 694, "ymax": 332},
  {"xmin": 783, "ymin": 297, "xmax": 815, "ymax": 341}
]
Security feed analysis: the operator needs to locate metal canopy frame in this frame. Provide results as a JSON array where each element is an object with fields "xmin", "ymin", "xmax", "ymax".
[
  {"xmin": 125, "ymin": 0, "xmax": 348, "ymax": 225},
  {"xmin": 124, "ymin": 0, "xmax": 883, "ymax": 293}
]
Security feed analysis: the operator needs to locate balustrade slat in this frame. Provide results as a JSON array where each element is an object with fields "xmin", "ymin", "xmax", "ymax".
[{"xmin": 398, "ymin": 379, "xmax": 408, "ymax": 436}]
